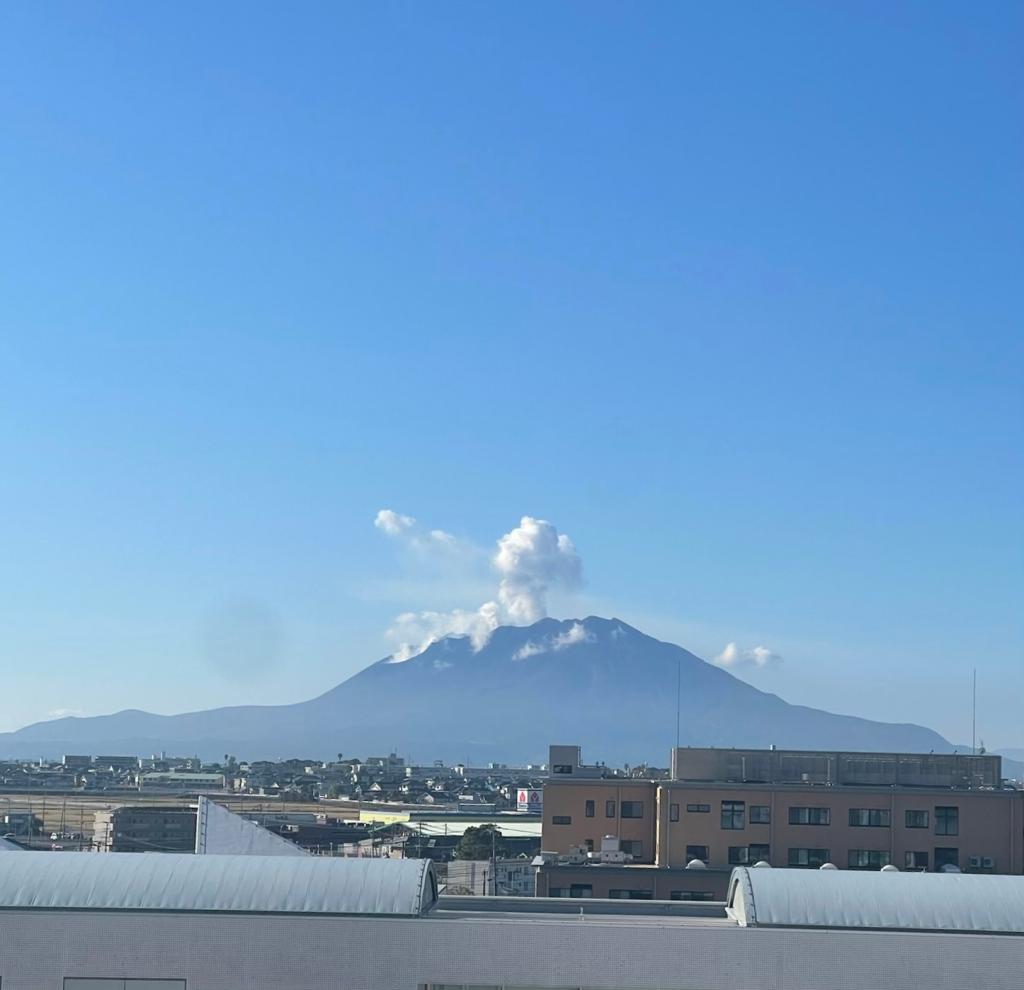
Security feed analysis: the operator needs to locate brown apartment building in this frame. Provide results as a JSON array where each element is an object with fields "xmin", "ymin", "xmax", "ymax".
[{"xmin": 538, "ymin": 744, "xmax": 1023, "ymax": 900}]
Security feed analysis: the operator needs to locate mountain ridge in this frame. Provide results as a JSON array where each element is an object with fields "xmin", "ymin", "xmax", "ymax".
[{"xmin": 0, "ymin": 616, "xmax": 955, "ymax": 763}]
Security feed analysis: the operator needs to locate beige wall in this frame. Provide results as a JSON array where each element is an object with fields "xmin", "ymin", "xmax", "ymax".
[{"xmin": 543, "ymin": 778, "xmax": 1024, "ymax": 875}]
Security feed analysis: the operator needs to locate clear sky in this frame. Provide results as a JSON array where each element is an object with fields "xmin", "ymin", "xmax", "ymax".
[{"xmin": 1, "ymin": 2, "xmax": 1021, "ymax": 749}]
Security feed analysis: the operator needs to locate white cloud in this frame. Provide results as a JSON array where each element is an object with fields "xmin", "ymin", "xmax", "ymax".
[
  {"xmin": 47, "ymin": 707, "xmax": 85, "ymax": 719},
  {"xmin": 713, "ymin": 642, "xmax": 782, "ymax": 670},
  {"xmin": 513, "ymin": 621, "xmax": 594, "ymax": 661},
  {"xmin": 374, "ymin": 509, "xmax": 415, "ymax": 536},
  {"xmin": 376, "ymin": 511, "xmax": 583, "ymax": 660}
]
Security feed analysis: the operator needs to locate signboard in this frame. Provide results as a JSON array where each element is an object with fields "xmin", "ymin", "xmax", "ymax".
[{"xmin": 516, "ymin": 788, "xmax": 543, "ymax": 813}]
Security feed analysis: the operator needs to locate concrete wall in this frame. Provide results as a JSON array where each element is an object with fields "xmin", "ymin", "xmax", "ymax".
[{"xmin": 1, "ymin": 908, "xmax": 1022, "ymax": 990}]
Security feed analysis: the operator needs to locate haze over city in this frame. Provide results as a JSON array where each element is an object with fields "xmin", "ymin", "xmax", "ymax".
[{"xmin": 2, "ymin": 2, "xmax": 1021, "ymax": 754}]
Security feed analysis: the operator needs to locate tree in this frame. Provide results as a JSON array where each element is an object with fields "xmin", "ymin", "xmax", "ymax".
[{"xmin": 453, "ymin": 824, "xmax": 507, "ymax": 861}]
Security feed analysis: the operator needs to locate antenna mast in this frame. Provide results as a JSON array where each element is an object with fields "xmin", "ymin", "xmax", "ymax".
[{"xmin": 972, "ymin": 667, "xmax": 977, "ymax": 756}]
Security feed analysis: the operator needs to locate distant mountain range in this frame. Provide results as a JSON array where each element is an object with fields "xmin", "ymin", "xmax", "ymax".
[{"xmin": 0, "ymin": 617, "xmax": 972, "ymax": 765}]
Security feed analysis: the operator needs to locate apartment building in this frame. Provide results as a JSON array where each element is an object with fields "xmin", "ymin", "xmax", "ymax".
[{"xmin": 540, "ymin": 745, "xmax": 1022, "ymax": 898}]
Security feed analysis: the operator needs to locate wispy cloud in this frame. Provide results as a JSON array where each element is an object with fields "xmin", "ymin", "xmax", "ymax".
[
  {"xmin": 47, "ymin": 707, "xmax": 86, "ymax": 719},
  {"xmin": 713, "ymin": 642, "xmax": 782, "ymax": 670}
]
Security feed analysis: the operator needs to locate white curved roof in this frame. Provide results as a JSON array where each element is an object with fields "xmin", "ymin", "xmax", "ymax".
[
  {"xmin": 727, "ymin": 866, "xmax": 1024, "ymax": 935},
  {"xmin": 0, "ymin": 852, "xmax": 436, "ymax": 917}
]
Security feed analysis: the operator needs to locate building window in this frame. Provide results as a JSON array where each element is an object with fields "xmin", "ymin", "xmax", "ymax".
[
  {"xmin": 750, "ymin": 805, "xmax": 770, "ymax": 824},
  {"xmin": 788, "ymin": 806, "xmax": 830, "ymax": 826},
  {"xmin": 671, "ymin": 890, "xmax": 715, "ymax": 900},
  {"xmin": 905, "ymin": 810, "xmax": 929, "ymax": 829},
  {"xmin": 935, "ymin": 847, "xmax": 959, "ymax": 871},
  {"xmin": 935, "ymin": 806, "xmax": 959, "ymax": 836},
  {"xmin": 551, "ymin": 815, "xmax": 572, "ymax": 825},
  {"xmin": 905, "ymin": 850, "xmax": 929, "ymax": 870},
  {"xmin": 685, "ymin": 844, "xmax": 709, "ymax": 862},
  {"xmin": 585, "ymin": 800, "xmax": 595, "ymax": 818},
  {"xmin": 849, "ymin": 808, "xmax": 891, "ymax": 827},
  {"xmin": 669, "ymin": 803, "xmax": 679, "ymax": 822},
  {"xmin": 608, "ymin": 889, "xmax": 653, "ymax": 899},
  {"xmin": 728, "ymin": 844, "xmax": 769, "ymax": 865},
  {"xmin": 686, "ymin": 803, "xmax": 710, "ymax": 813},
  {"xmin": 548, "ymin": 887, "xmax": 568, "ymax": 897},
  {"xmin": 788, "ymin": 847, "xmax": 829, "ymax": 869},
  {"xmin": 552, "ymin": 764, "xmax": 573, "ymax": 774},
  {"xmin": 569, "ymin": 883, "xmax": 592, "ymax": 898},
  {"xmin": 721, "ymin": 801, "xmax": 745, "ymax": 830},
  {"xmin": 848, "ymin": 849, "xmax": 890, "ymax": 870},
  {"xmin": 584, "ymin": 838, "xmax": 594, "ymax": 852},
  {"xmin": 621, "ymin": 801, "xmax": 643, "ymax": 819},
  {"xmin": 605, "ymin": 800, "xmax": 616, "ymax": 818},
  {"xmin": 620, "ymin": 839, "xmax": 643, "ymax": 857}
]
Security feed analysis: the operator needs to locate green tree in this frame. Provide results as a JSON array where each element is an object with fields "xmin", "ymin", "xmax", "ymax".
[{"xmin": 453, "ymin": 824, "xmax": 507, "ymax": 861}]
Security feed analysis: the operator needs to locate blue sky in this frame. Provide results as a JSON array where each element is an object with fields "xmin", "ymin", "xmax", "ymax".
[{"xmin": 1, "ymin": 2, "xmax": 1021, "ymax": 748}]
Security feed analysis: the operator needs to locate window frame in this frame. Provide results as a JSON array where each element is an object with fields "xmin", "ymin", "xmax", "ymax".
[
  {"xmin": 788, "ymin": 806, "xmax": 831, "ymax": 826},
  {"xmin": 935, "ymin": 806, "xmax": 959, "ymax": 836},
  {"xmin": 721, "ymin": 800, "xmax": 746, "ymax": 830}
]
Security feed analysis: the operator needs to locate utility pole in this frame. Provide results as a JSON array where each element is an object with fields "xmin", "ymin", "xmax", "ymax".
[{"xmin": 972, "ymin": 667, "xmax": 977, "ymax": 756}]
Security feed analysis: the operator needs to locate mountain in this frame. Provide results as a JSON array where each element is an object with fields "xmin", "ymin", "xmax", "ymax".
[{"xmin": 0, "ymin": 617, "xmax": 955, "ymax": 764}]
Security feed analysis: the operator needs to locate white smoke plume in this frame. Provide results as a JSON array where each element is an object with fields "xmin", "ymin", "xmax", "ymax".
[
  {"xmin": 713, "ymin": 642, "xmax": 782, "ymax": 670},
  {"xmin": 513, "ymin": 620, "xmax": 595, "ymax": 661},
  {"xmin": 375, "ymin": 512, "xmax": 582, "ymax": 661}
]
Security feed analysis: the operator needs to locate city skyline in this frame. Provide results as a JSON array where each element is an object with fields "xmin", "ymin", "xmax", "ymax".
[{"xmin": 1, "ymin": 3, "xmax": 1021, "ymax": 747}]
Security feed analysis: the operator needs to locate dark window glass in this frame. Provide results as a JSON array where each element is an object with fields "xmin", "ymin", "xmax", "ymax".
[
  {"xmin": 935, "ymin": 847, "xmax": 959, "ymax": 871},
  {"xmin": 584, "ymin": 838, "xmax": 594, "ymax": 851},
  {"xmin": 569, "ymin": 883, "xmax": 592, "ymax": 898},
  {"xmin": 721, "ymin": 801, "xmax": 745, "ymax": 830},
  {"xmin": 848, "ymin": 849, "xmax": 890, "ymax": 869},
  {"xmin": 551, "ymin": 815, "xmax": 571, "ymax": 825},
  {"xmin": 669, "ymin": 803, "xmax": 679, "ymax": 822},
  {"xmin": 685, "ymin": 844, "xmax": 709, "ymax": 862},
  {"xmin": 605, "ymin": 800, "xmax": 616, "ymax": 818},
  {"xmin": 608, "ymin": 889, "xmax": 653, "ymax": 900},
  {"xmin": 728, "ymin": 844, "xmax": 769, "ymax": 865},
  {"xmin": 585, "ymin": 800, "xmax": 595, "ymax": 818},
  {"xmin": 788, "ymin": 847, "xmax": 829, "ymax": 868},
  {"xmin": 905, "ymin": 810, "xmax": 929, "ymax": 829},
  {"xmin": 670, "ymin": 890, "xmax": 715, "ymax": 901},
  {"xmin": 935, "ymin": 806, "xmax": 959, "ymax": 836},
  {"xmin": 750, "ymin": 805, "xmax": 770, "ymax": 824},
  {"xmin": 621, "ymin": 801, "xmax": 643, "ymax": 819},
  {"xmin": 788, "ymin": 806, "xmax": 830, "ymax": 825},
  {"xmin": 552, "ymin": 764, "xmax": 573, "ymax": 774},
  {"xmin": 904, "ymin": 850, "xmax": 929, "ymax": 870},
  {"xmin": 849, "ymin": 808, "xmax": 891, "ymax": 827},
  {"xmin": 686, "ymin": 803, "xmax": 710, "ymax": 813},
  {"xmin": 620, "ymin": 839, "xmax": 643, "ymax": 857}
]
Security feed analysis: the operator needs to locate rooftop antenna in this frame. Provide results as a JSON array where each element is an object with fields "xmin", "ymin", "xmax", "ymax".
[
  {"xmin": 675, "ymin": 657, "xmax": 681, "ymax": 753},
  {"xmin": 972, "ymin": 667, "xmax": 977, "ymax": 756}
]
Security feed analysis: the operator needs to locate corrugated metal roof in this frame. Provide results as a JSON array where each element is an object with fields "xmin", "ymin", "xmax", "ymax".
[
  {"xmin": 0, "ymin": 852, "xmax": 436, "ymax": 917},
  {"xmin": 727, "ymin": 866, "xmax": 1024, "ymax": 935}
]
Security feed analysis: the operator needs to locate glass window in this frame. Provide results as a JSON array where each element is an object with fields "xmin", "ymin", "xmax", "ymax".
[
  {"xmin": 620, "ymin": 801, "xmax": 643, "ymax": 819},
  {"xmin": 905, "ymin": 850, "xmax": 929, "ymax": 870},
  {"xmin": 605, "ymin": 800, "xmax": 616, "ymax": 817},
  {"xmin": 721, "ymin": 800, "xmax": 745, "ymax": 830},
  {"xmin": 551, "ymin": 764, "xmax": 573, "ymax": 774},
  {"xmin": 788, "ymin": 847, "xmax": 829, "ymax": 868},
  {"xmin": 750, "ymin": 805, "xmax": 770, "ymax": 824},
  {"xmin": 728, "ymin": 844, "xmax": 769, "ymax": 865},
  {"xmin": 789, "ymin": 806, "xmax": 830, "ymax": 825},
  {"xmin": 905, "ymin": 809, "xmax": 929, "ymax": 829},
  {"xmin": 935, "ymin": 806, "xmax": 959, "ymax": 836},
  {"xmin": 670, "ymin": 890, "xmax": 715, "ymax": 900},
  {"xmin": 620, "ymin": 839, "xmax": 643, "ymax": 857},
  {"xmin": 551, "ymin": 815, "xmax": 571, "ymax": 825},
  {"xmin": 608, "ymin": 888, "xmax": 653, "ymax": 899},
  {"xmin": 686, "ymin": 803, "xmax": 710, "ymax": 813},
  {"xmin": 848, "ymin": 849, "xmax": 890, "ymax": 869},
  {"xmin": 585, "ymin": 799, "xmax": 594, "ymax": 818},
  {"xmin": 935, "ymin": 847, "xmax": 959, "ymax": 871},
  {"xmin": 685, "ymin": 844, "xmax": 709, "ymax": 862},
  {"xmin": 669, "ymin": 802, "xmax": 679, "ymax": 822},
  {"xmin": 568, "ymin": 883, "xmax": 592, "ymax": 897},
  {"xmin": 849, "ymin": 808, "xmax": 891, "ymax": 827}
]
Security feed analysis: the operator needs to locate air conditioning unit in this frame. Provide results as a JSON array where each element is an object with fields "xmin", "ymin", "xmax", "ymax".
[
  {"xmin": 982, "ymin": 857, "xmax": 994, "ymax": 869},
  {"xmin": 968, "ymin": 856, "xmax": 981, "ymax": 869}
]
